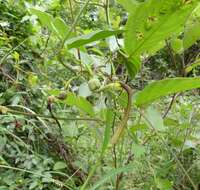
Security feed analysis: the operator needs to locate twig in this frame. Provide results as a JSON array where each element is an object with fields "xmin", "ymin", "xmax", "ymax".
[
  {"xmin": 162, "ymin": 93, "xmax": 179, "ymax": 118},
  {"xmin": 0, "ymin": 38, "xmax": 27, "ymax": 65},
  {"xmin": 61, "ymin": 0, "xmax": 91, "ymax": 48},
  {"xmin": 1, "ymin": 107, "xmax": 102, "ymax": 122},
  {"xmin": 73, "ymin": 0, "xmax": 104, "ymax": 7}
]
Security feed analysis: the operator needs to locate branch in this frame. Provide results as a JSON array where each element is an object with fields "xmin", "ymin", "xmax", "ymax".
[{"xmin": 0, "ymin": 106, "xmax": 102, "ymax": 122}]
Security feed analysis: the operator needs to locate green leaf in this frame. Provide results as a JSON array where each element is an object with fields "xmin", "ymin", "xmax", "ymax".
[
  {"xmin": 132, "ymin": 143, "xmax": 146, "ymax": 158},
  {"xmin": 184, "ymin": 4, "xmax": 200, "ymax": 49},
  {"xmin": 90, "ymin": 164, "xmax": 135, "ymax": 190},
  {"xmin": 134, "ymin": 77, "xmax": 200, "ymax": 106},
  {"xmin": 52, "ymin": 17, "xmax": 68, "ymax": 39},
  {"xmin": 65, "ymin": 93, "xmax": 94, "ymax": 116},
  {"xmin": 125, "ymin": 0, "xmax": 198, "ymax": 57},
  {"xmin": 29, "ymin": 8, "xmax": 54, "ymax": 30},
  {"xmin": 66, "ymin": 30, "xmax": 124, "ymax": 49},
  {"xmin": 155, "ymin": 177, "xmax": 173, "ymax": 190},
  {"xmin": 100, "ymin": 109, "xmax": 114, "ymax": 157},
  {"xmin": 53, "ymin": 161, "xmax": 67, "ymax": 170},
  {"xmin": 125, "ymin": 57, "xmax": 141, "ymax": 78},
  {"xmin": 117, "ymin": 0, "xmax": 138, "ymax": 12},
  {"xmin": 145, "ymin": 106, "xmax": 165, "ymax": 131},
  {"xmin": 170, "ymin": 38, "xmax": 183, "ymax": 54},
  {"xmin": 30, "ymin": 9, "xmax": 68, "ymax": 40}
]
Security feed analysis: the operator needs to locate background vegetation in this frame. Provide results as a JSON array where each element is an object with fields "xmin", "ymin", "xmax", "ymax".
[{"xmin": 0, "ymin": 0, "xmax": 200, "ymax": 189}]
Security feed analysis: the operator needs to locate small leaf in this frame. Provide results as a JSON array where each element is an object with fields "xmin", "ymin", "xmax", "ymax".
[
  {"xmin": 132, "ymin": 143, "xmax": 146, "ymax": 158},
  {"xmin": 155, "ymin": 177, "xmax": 173, "ymax": 190},
  {"xmin": 52, "ymin": 17, "xmax": 68, "ymax": 39},
  {"xmin": 66, "ymin": 30, "xmax": 124, "ymax": 49},
  {"xmin": 170, "ymin": 38, "xmax": 183, "ymax": 54},
  {"xmin": 65, "ymin": 93, "xmax": 94, "ymax": 116},
  {"xmin": 134, "ymin": 77, "xmax": 200, "ymax": 106},
  {"xmin": 53, "ymin": 161, "xmax": 67, "ymax": 170},
  {"xmin": 0, "ymin": 106, "xmax": 9, "ymax": 114},
  {"xmin": 29, "ymin": 8, "xmax": 54, "ymax": 30}
]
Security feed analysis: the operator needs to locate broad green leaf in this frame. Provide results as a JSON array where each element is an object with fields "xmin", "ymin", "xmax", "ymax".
[
  {"xmin": 117, "ymin": 0, "xmax": 138, "ymax": 12},
  {"xmin": 29, "ymin": 8, "xmax": 54, "ymax": 30},
  {"xmin": 145, "ymin": 106, "xmax": 165, "ymax": 131},
  {"xmin": 52, "ymin": 17, "xmax": 68, "ymax": 39},
  {"xmin": 65, "ymin": 93, "xmax": 94, "ymax": 116},
  {"xmin": 100, "ymin": 109, "xmax": 114, "ymax": 157},
  {"xmin": 66, "ymin": 30, "xmax": 124, "ymax": 49},
  {"xmin": 134, "ymin": 77, "xmax": 200, "ymax": 106},
  {"xmin": 184, "ymin": 4, "xmax": 200, "ymax": 49},
  {"xmin": 90, "ymin": 164, "xmax": 135, "ymax": 190},
  {"xmin": 124, "ymin": 0, "xmax": 198, "ymax": 58},
  {"xmin": 53, "ymin": 161, "xmax": 67, "ymax": 170}
]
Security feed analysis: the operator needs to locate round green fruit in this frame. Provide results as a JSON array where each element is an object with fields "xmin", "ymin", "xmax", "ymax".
[{"xmin": 88, "ymin": 78, "xmax": 101, "ymax": 91}]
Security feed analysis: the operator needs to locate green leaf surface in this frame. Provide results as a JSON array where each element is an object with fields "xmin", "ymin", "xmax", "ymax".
[
  {"xmin": 52, "ymin": 17, "xmax": 68, "ymax": 39},
  {"xmin": 29, "ymin": 8, "xmax": 54, "ymax": 30},
  {"xmin": 65, "ymin": 93, "xmax": 94, "ymax": 116},
  {"xmin": 53, "ymin": 161, "xmax": 67, "ymax": 170},
  {"xmin": 117, "ymin": 0, "xmax": 138, "ymax": 12},
  {"xmin": 124, "ymin": 0, "xmax": 198, "ymax": 57},
  {"xmin": 134, "ymin": 77, "xmax": 200, "ymax": 106},
  {"xmin": 30, "ymin": 9, "xmax": 68, "ymax": 40},
  {"xmin": 90, "ymin": 164, "xmax": 135, "ymax": 190},
  {"xmin": 184, "ymin": 4, "xmax": 200, "ymax": 49},
  {"xmin": 100, "ymin": 109, "xmax": 114, "ymax": 157},
  {"xmin": 125, "ymin": 57, "xmax": 141, "ymax": 78},
  {"xmin": 155, "ymin": 177, "xmax": 173, "ymax": 190},
  {"xmin": 132, "ymin": 143, "xmax": 146, "ymax": 158},
  {"xmin": 66, "ymin": 30, "xmax": 124, "ymax": 49},
  {"xmin": 145, "ymin": 106, "xmax": 165, "ymax": 131}
]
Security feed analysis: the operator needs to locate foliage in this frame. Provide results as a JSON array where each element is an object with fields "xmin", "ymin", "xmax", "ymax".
[{"xmin": 0, "ymin": 0, "xmax": 200, "ymax": 190}]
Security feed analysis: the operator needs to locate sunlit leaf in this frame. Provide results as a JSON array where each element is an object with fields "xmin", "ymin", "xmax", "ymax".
[
  {"xmin": 134, "ymin": 77, "xmax": 200, "ymax": 106},
  {"xmin": 65, "ymin": 93, "xmax": 94, "ymax": 116},
  {"xmin": 66, "ymin": 30, "xmax": 124, "ymax": 49},
  {"xmin": 124, "ymin": 0, "xmax": 198, "ymax": 57},
  {"xmin": 184, "ymin": 4, "xmax": 200, "ymax": 49}
]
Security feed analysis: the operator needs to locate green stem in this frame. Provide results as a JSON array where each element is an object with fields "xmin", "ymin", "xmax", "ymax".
[
  {"xmin": 61, "ymin": 0, "xmax": 91, "ymax": 48},
  {"xmin": 1, "ymin": 108, "xmax": 102, "ymax": 122},
  {"xmin": 80, "ymin": 161, "xmax": 101, "ymax": 190}
]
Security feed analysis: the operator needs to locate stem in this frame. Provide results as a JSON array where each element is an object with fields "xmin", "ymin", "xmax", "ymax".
[
  {"xmin": 162, "ymin": 93, "xmax": 179, "ymax": 118},
  {"xmin": 61, "ymin": 0, "xmax": 91, "ymax": 48},
  {"xmin": 104, "ymin": 0, "xmax": 111, "ymax": 27},
  {"xmin": 80, "ymin": 161, "xmax": 101, "ymax": 190},
  {"xmin": 140, "ymin": 110, "xmax": 198, "ymax": 190},
  {"xmin": 111, "ymin": 82, "xmax": 133, "ymax": 144},
  {"xmin": 1, "ymin": 107, "xmax": 102, "ymax": 122}
]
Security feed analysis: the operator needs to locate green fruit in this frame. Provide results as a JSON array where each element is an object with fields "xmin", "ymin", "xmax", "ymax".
[{"xmin": 88, "ymin": 78, "xmax": 101, "ymax": 91}]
